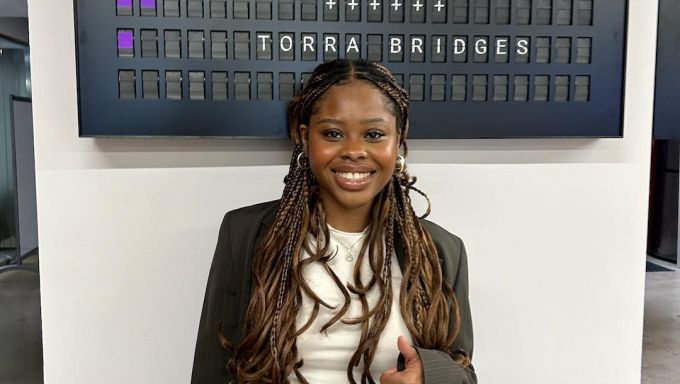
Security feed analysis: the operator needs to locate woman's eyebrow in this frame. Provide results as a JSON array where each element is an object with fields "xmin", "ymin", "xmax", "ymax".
[
  {"xmin": 316, "ymin": 118, "xmax": 343, "ymax": 125},
  {"xmin": 316, "ymin": 117, "xmax": 387, "ymax": 125},
  {"xmin": 360, "ymin": 117, "xmax": 388, "ymax": 124}
]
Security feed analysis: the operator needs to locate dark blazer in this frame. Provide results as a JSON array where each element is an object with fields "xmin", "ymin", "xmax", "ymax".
[{"xmin": 191, "ymin": 199, "xmax": 477, "ymax": 383}]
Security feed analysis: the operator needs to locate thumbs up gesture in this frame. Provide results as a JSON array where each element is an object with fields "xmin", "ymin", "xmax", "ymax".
[{"xmin": 379, "ymin": 335, "xmax": 424, "ymax": 384}]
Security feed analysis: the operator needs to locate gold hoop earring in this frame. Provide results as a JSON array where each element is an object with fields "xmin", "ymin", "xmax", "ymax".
[{"xmin": 394, "ymin": 155, "xmax": 405, "ymax": 174}]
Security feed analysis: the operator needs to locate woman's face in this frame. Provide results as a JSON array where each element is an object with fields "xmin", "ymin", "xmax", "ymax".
[{"xmin": 299, "ymin": 79, "xmax": 400, "ymax": 216}]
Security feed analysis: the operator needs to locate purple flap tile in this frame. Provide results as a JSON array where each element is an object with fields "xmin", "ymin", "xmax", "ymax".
[
  {"xmin": 141, "ymin": 0, "xmax": 156, "ymax": 9},
  {"xmin": 117, "ymin": 30, "xmax": 134, "ymax": 49}
]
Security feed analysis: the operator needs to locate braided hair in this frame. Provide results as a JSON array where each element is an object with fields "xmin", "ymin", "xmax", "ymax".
[{"xmin": 219, "ymin": 59, "xmax": 471, "ymax": 383}]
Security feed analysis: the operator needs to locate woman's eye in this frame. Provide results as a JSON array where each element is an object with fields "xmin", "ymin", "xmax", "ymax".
[
  {"xmin": 324, "ymin": 130, "xmax": 342, "ymax": 139},
  {"xmin": 366, "ymin": 131, "xmax": 385, "ymax": 140}
]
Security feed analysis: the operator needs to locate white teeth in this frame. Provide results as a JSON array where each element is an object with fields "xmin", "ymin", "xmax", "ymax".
[{"xmin": 337, "ymin": 172, "xmax": 371, "ymax": 181}]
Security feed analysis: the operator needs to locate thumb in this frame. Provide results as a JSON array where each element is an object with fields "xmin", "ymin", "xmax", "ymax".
[{"xmin": 397, "ymin": 335, "xmax": 418, "ymax": 362}]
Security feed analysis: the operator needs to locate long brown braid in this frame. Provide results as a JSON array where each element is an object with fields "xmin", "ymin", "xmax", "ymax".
[{"xmin": 219, "ymin": 59, "xmax": 471, "ymax": 383}]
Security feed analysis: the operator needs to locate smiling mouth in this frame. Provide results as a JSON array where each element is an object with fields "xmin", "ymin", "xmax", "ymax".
[{"xmin": 333, "ymin": 171, "xmax": 376, "ymax": 181}]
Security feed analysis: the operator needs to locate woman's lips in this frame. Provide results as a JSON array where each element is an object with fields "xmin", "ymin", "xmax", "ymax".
[{"xmin": 332, "ymin": 171, "xmax": 375, "ymax": 191}]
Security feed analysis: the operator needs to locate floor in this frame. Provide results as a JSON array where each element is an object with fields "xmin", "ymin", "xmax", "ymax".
[
  {"xmin": 0, "ymin": 254, "xmax": 43, "ymax": 384},
  {"xmin": 0, "ymin": 254, "xmax": 678, "ymax": 384},
  {"xmin": 641, "ymin": 256, "xmax": 680, "ymax": 384}
]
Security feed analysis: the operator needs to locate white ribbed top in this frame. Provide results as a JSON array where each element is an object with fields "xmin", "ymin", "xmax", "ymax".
[{"xmin": 287, "ymin": 224, "xmax": 413, "ymax": 383}]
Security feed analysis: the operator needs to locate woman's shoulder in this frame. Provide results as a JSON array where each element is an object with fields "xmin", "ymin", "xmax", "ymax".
[
  {"xmin": 224, "ymin": 199, "xmax": 281, "ymax": 224},
  {"xmin": 419, "ymin": 218, "xmax": 467, "ymax": 275},
  {"xmin": 217, "ymin": 200, "xmax": 281, "ymax": 244},
  {"xmin": 420, "ymin": 218, "xmax": 464, "ymax": 251}
]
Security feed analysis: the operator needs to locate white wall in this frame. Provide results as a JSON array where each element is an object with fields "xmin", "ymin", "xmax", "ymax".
[{"xmin": 29, "ymin": 0, "xmax": 656, "ymax": 383}]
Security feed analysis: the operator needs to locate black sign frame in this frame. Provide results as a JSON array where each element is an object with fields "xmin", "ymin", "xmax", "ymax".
[{"xmin": 74, "ymin": 0, "xmax": 629, "ymax": 139}]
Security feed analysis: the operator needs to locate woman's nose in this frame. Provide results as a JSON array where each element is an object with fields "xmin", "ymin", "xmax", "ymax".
[{"xmin": 340, "ymin": 137, "xmax": 367, "ymax": 160}]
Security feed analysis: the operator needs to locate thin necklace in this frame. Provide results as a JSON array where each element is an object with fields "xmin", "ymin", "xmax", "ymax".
[{"xmin": 330, "ymin": 231, "xmax": 367, "ymax": 262}]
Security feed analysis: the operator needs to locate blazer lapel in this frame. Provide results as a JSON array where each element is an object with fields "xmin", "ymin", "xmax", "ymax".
[{"xmin": 393, "ymin": 220, "xmax": 443, "ymax": 272}]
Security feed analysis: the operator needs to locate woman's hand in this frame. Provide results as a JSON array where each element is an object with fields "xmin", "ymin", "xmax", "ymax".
[{"xmin": 379, "ymin": 335, "xmax": 424, "ymax": 384}]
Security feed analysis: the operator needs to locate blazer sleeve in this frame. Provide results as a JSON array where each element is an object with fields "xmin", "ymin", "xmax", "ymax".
[
  {"xmin": 406, "ymin": 238, "xmax": 478, "ymax": 383},
  {"xmin": 191, "ymin": 212, "xmax": 234, "ymax": 384}
]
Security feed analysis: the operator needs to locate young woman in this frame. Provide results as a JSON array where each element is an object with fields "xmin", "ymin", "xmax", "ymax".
[{"xmin": 191, "ymin": 59, "xmax": 477, "ymax": 384}]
